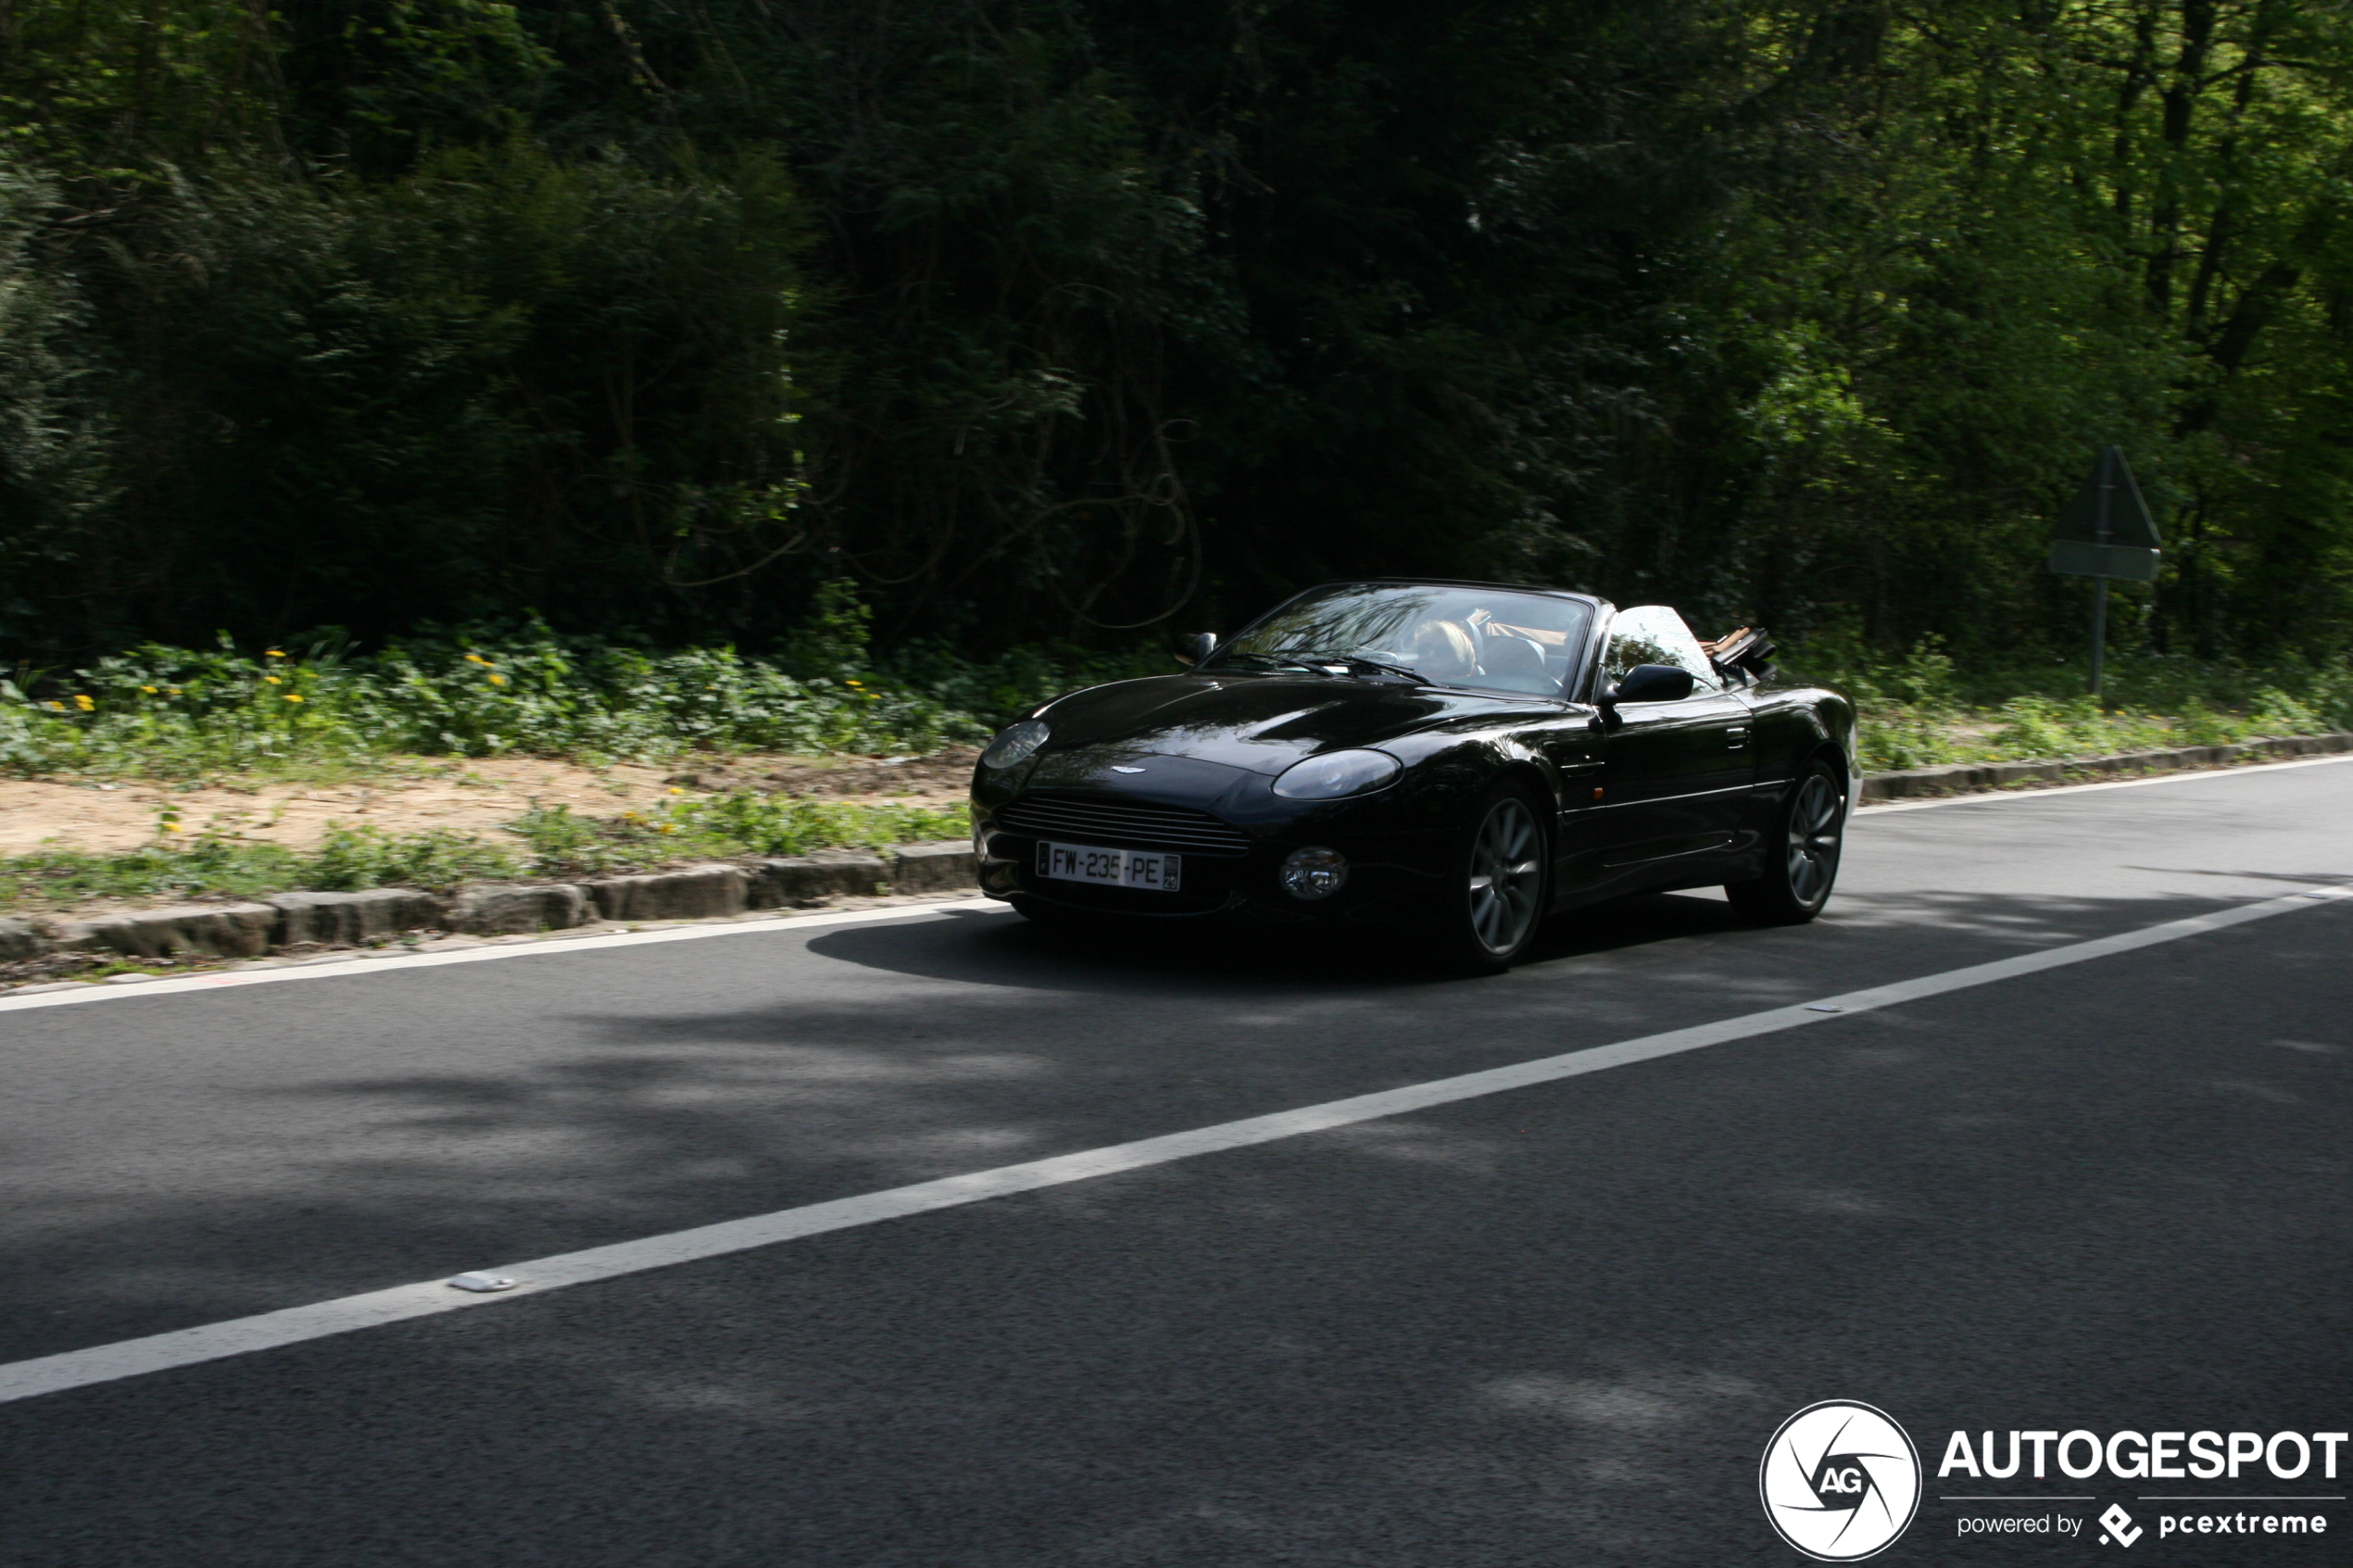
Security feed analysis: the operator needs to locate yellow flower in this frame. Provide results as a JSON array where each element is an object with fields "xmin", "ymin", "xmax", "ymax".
[
  {"xmin": 72, "ymin": 694, "xmax": 94, "ymax": 711},
  {"xmin": 45, "ymin": 700, "xmax": 64, "ymax": 711},
  {"xmin": 667, "ymin": 786, "xmax": 684, "ymax": 795},
  {"xmin": 168, "ymin": 687, "xmax": 182, "ymax": 696},
  {"xmin": 846, "ymin": 679, "xmax": 862, "ymax": 687},
  {"xmin": 164, "ymin": 822, "xmax": 182, "ymax": 834},
  {"xmin": 263, "ymin": 674, "xmax": 283, "ymax": 684},
  {"xmin": 284, "ymin": 693, "xmax": 304, "ymax": 703},
  {"xmin": 464, "ymin": 653, "xmax": 488, "ymax": 665},
  {"xmin": 659, "ymin": 823, "xmax": 676, "ymax": 834},
  {"xmin": 141, "ymin": 684, "xmax": 157, "ymax": 694},
  {"xmin": 488, "ymin": 673, "xmax": 506, "ymax": 686},
  {"xmin": 266, "ymin": 648, "xmax": 285, "ymax": 659}
]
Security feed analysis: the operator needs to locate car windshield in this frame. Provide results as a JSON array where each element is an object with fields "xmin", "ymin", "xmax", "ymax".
[{"xmin": 1210, "ymin": 583, "xmax": 1593, "ymax": 696}]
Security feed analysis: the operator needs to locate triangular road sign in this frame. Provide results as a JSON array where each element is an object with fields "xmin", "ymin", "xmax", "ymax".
[{"xmin": 2050, "ymin": 445, "xmax": 2159, "ymax": 581}]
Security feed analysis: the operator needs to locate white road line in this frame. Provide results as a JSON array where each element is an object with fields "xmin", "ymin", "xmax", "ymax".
[
  {"xmin": 3, "ymin": 881, "xmax": 2345, "ymax": 1408},
  {"xmin": 1855, "ymin": 748, "xmax": 2353, "ymax": 814},
  {"xmin": 0, "ymin": 897, "xmax": 1010, "ymax": 1017}
]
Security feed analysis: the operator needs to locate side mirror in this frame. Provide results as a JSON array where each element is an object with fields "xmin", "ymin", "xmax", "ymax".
[
  {"xmin": 1604, "ymin": 663, "xmax": 1694, "ymax": 707},
  {"xmin": 1178, "ymin": 632, "xmax": 1219, "ymax": 667}
]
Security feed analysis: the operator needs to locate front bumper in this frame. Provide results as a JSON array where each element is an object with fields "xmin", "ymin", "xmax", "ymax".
[{"xmin": 974, "ymin": 807, "xmax": 1450, "ymax": 925}]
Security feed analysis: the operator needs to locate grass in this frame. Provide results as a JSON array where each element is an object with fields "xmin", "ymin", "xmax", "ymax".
[
  {"xmin": 0, "ymin": 583, "xmax": 1170, "ymax": 785},
  {"xmin": 0, "ymin": 796, "xmax": 974, "ymax": 916},
  {"xmin": 1781, "ymin": 638, "xmax": 2353, "ymax": 773},
  {"xmin": 0, "ymin": 628, "xmax": 986, "ymax": 784}
]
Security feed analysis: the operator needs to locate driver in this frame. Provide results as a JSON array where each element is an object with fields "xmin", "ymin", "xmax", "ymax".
[{"xmin": 1405, "ymin": 619, "xmax": 1479, "ymax": 683}]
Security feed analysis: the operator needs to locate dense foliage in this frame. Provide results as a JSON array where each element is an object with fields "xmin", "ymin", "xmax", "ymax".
[{"xmin": 3, "ymin": 1, "xmax": 2351, "ymax": 668}]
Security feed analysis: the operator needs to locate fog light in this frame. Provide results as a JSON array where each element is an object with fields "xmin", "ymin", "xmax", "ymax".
[{"xmin": 1279, "ymin": 847, "xmax": 1349, "ymax": 900}]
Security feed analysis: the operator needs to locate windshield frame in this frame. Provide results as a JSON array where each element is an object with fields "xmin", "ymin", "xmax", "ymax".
[{"xmin": 1206, "ymin": 579, "xmax": 1606, "ymax": 700}]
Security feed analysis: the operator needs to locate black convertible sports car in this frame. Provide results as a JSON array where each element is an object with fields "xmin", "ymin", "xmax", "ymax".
[{"xmin": 970, "ymin": 579, "xmax": 1856, "ymax": 972}]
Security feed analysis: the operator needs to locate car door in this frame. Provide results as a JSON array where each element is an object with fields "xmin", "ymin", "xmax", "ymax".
[{"xmin": 1585, "ymin": 605, "xmax": 1754, "ymax": 878}]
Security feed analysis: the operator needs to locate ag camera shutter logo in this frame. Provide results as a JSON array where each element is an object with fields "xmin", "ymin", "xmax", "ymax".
[{"xmin": 1760, "ymin": 1400, "xmax": 1923, "ymax": 1561}]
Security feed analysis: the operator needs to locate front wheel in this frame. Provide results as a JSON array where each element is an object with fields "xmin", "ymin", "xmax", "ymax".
[
  {"xmin": 1438, "ymin": 784, "xmax": 1551, "ymax": 974},
  {"xmin": 1725, "ymin": 759, "xmax": 1845, "ymax": 924}
]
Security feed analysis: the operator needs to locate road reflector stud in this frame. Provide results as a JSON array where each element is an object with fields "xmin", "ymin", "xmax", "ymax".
[
  {"xmin": 1805, "ymin": 1003, "xmax": 1843, "ymax": 1013},
  {"xmin": 447, "ymin": 1273, "xmax": 517, "ymax": 1293}
]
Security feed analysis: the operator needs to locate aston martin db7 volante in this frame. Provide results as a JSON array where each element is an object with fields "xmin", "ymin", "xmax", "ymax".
[{"xmin": 970, "ymin": 580, "xmax": 1856, "ymax": 972}]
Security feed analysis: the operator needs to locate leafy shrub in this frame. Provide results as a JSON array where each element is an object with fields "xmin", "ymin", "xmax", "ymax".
[
  {"xmin": 2, "ymin": 607, "xmax": 999, "ymax": 780},
  {"xmin": 305, "ymin": 823, "xmax": 522, "ymax": 892}
]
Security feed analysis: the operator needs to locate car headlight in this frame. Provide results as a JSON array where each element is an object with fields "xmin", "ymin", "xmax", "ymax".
[
  {"xmin": 1272, "ymin": 748, "xmax": 1402, "ymax": 799},
  {"xmin": 1279, "ymin": 847, "xmax": 1349, "ymax": 900},
  {"xmin": 980, "ymin": 720, "xmax": 1050, "ymax": 769}
]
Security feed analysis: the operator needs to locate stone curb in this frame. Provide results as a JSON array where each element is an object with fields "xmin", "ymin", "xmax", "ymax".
[
  {"xmin": 748, "ymin": 852, "xmax": 892, "ymax": 909},
  {"xmin": 1856, "ymin": 729, "xmax": 2353, "ymax": 802},
  {"xmin": 0, "ymin": 842, "xmax": 982, "ymax": 964},
  {"xmin": 5, "ymin": 729, "xmax": 2347, "ymax": 967},
  {"xmin": 273, "ymin": 888, "xmax": 448, "ymax": 947}
]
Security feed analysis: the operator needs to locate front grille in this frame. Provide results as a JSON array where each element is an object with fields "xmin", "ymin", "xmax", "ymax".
[{"xmin": 998, "ymin": 794, "xmax": 1251, "ymax": 857}]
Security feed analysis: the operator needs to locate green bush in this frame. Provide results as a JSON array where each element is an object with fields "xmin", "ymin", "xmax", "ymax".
[
  {"xmin": 3, "ymin": 611, "xmax": 999, "ymax": 780},
  {"xmin": 1789, "ymin": 634, "xmax": 2353, "ymax": 771}
]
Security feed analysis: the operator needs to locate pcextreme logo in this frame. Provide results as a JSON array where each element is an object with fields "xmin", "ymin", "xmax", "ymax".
[{"xmin": 1760, "ymin": 1401, "xmax": 1924, "ymax": 1561}]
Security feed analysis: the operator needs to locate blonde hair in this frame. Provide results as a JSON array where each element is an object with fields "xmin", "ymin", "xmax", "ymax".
[{"xmin": 1413, "ymin": 619, "xmax": 1478, "ymax": 669}]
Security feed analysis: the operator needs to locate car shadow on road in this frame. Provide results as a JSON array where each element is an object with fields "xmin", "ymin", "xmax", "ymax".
[{"xmin": 802, "ymin": 891, "xmax": 1753, "ymax": 995}]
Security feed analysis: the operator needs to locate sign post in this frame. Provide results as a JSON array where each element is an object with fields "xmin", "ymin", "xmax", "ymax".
[{"xmin": 2048, "ymin": 445, "xmax": 2160, "ymax": 697}]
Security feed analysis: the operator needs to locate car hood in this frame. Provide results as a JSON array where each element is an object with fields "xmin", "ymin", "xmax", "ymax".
[{"xmin": 1028, "ymin": 672, "xmax": 1518, "ymax": 776}]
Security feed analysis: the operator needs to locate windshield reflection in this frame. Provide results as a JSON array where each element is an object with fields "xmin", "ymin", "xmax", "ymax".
[{"xmin": 1209, "ymin": 584, "xmax": 1592, "ymax": 697}]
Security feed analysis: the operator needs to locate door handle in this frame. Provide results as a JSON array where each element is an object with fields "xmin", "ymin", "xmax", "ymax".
[{"xmin": 1727, "ymin": 726, "xmax": 1749, "ymax": 748}]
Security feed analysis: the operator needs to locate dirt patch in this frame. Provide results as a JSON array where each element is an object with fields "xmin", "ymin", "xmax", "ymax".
[{"xmin": 0, "ymin": 749, "xmax": 978, "ymax": 857}]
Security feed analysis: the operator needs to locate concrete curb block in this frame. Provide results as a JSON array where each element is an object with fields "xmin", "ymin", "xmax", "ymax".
[
  {"xmin": 448, "ymin": 883, "xmax": 591, "ymax": 935},
  {"xmin": 749, "ymin": 854, "xmax": 891, "ymax": 908},
  {"xmin": 1856, "ymin": 729, "xmax": 2353, "ymax": 801},
  {"xmin": 889, "ymin": 841, "xmax": 979, "ymax": 893},
  {"xmin": 73, "ymin": 903, "xmax": 281, "ymax": 960},
  {"xmin": 0, "ymin": 919, "xmax": 46, "ymax": 961},
  {"xmin": 585, "ymin": 863, "xmax": 749, "ymax": 923},
  {"xmin": 271, "ymin": 888, "xmax": 448, "ymax": 947}
]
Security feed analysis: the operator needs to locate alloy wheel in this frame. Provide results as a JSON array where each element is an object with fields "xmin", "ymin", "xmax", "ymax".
[
  {"xmin": 1785, "ymin": 771, "xmax": 1843, "ymax": 907},
  {"xmin": 1467, "ymin": 796, "xmax": 1544, "ymax": 954}
]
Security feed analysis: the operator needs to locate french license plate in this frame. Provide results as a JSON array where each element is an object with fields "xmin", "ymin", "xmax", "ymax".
[{"xmin": 1038, "ymin": 841, "xmax": 1183, "ymax": 893}]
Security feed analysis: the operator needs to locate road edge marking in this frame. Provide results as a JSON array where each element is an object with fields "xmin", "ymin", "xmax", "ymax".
[
  {"xmin": 3, "ymin": 881, "xmax": 2345, "ymax": 1408},
  {"xmin": 0, "ymin": 898, "xmax": 1012, "ymax": 1017},
  {"xmin": 1855, "ymin": 749, "xmax": 2353, "ymax": 814}
]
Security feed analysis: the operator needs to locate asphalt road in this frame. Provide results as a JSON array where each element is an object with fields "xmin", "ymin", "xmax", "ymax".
[{"xmin": 2, "ymin": 760, "xmax": 2348, "ymax": 1566}]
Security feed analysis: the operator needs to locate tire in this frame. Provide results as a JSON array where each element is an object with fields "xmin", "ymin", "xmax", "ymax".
[
  {"xmin": 1438, "ymin": 783, "xmax": 1552, "ymax": 974},
  {"xmin": 1725, "ymin": 759, "xmax": 1845, "ymax": 924}
]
